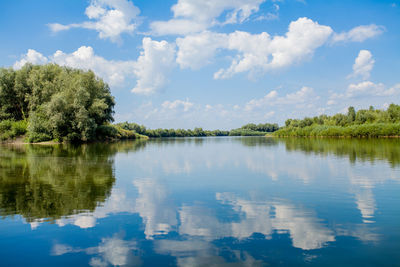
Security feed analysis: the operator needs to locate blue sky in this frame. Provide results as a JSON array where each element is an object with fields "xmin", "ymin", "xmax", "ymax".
[{"xmin": 1, "ymin": 0, "xmax": 399, "ymax": 129}]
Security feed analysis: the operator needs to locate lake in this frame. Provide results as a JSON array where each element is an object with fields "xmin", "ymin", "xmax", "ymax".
[{"xmin": 0, "ymin": 137, "xmax": 399, "ymax": 266}]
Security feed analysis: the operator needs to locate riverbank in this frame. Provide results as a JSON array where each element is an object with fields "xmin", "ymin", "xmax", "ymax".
[
  {"xmin": 273, "ymin": 123, "xmax": 400, "ymax": 138},
  {"xmin": 1, "ymin": 132, "xmax": 148, "ymax": 145}
]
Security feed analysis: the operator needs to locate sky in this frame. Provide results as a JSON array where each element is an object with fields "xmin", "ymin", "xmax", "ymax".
[{"xmin": 1, "ymin": 0, "xmax": 399, "ymax": 129}]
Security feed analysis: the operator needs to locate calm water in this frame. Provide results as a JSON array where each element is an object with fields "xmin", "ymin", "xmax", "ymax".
[{"xmin": 0, "ymin": 137, "xmax": 399, "ymax": 266}]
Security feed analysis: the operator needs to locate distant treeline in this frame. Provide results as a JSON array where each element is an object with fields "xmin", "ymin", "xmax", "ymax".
[
  {"xmin": 115, "ymin": 122, "xmax": 279, "ymax": 138},
  {"xmin": 0, "ymin": 64, "xmax": 145, "ymax": 142},
  {"xmin": 229, "ymin": 123, "xmax": 279, "ymax": 136},
  {"xmin": 274, "ymin": 105, "xmax": 400, "ymax": 137}
]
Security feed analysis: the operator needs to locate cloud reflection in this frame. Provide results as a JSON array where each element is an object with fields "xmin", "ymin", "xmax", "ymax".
[{"xmin": 53, "ymin": 235, "xmax": 140, "ymax": 267}]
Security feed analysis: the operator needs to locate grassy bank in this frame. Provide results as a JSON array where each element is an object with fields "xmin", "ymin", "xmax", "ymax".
[
  {"xmin": 273, "ymin": 105, "xmax": 400, "ymax": 138},
  {"xmin": 274, "ymin": 123, "xmax": 400, "ymax": 138},
  {"xmin": 1, "ymin": 121, "xmax": 148, "ymax": 144}
]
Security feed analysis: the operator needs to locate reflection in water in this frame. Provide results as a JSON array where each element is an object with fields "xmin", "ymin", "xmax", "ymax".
[
  {"xmin": 217, "ymin": 193, "xmax": 335, "ymax": 250},
  {"xmin": 134, "ymin": 178, "xmax": 177, "ymax": 238},
  {"xmin": 53, "ymin": 235, "xmax": 140, "ymax": 267},
  {"xmin": 281, "ymin": 137, "xmax": 400, "ymax": 167},
  {"xmin": 155, "ymin": 240, "xmax": 262, "ymax": 267},
  {"xmin": 175, "ymin": 193, "xmax": 334, "ymax": 250},
  {"xmin": 1, "ymin": 137, "xmax": 399, "ymax": 266},
  {"xmin": 0, "ymin": 141, "xmax": 146, "ymax": 223}
]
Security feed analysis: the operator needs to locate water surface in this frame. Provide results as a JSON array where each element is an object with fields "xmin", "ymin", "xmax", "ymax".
[{"xmin": 0, "ymin": 137, "xmax": 399, "ymax": 266}]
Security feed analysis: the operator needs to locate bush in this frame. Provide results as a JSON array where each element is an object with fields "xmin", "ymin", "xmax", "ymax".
[
  {"xmin": 11, "ymin": 120, "xmax": 27, "ymax": 136},
  {"xmin": 0, "ymin": 119, "xmax": 28, "ymax": 141},
  {"xmin": 27, "ymin": 132, "xmax": 53, "ymax": 143}
]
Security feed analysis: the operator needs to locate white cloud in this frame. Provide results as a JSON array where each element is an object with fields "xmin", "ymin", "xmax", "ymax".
[
  {"xmin": 346, "ymin": 81, "xmax": 398, "ymax": 97},
  {"xmin": 349, "ymin": 50, "xmax": 374, "ymax": 80},
  {"xmin": 245, "ymin": 90, "xmax": 278, "ymax": 111},
  {"xmin": 150, "ymin": 19, "xmax": 206, "ymax": 36},
  {"xmin": 13, "ymin": 49, "xmax": 48, "ymax": 69},
  {"xmin": 52, "ymin": 46, "xmax": 136, "ymax": 87},
  {"xmin": 176, "ymin": 31, "xmax": 227, "ymax": 69},
  {"xmin": 162, "ymin": 99, "xmax": 194, "ymax": 112},
  {"xmin": 134, "ymin": 179, "xmax": 178, "ymax": 239},
  {"xmin": 73, "ymin": 215, "xmax": 96, "ymax": 228},
  {"xmin": 215, "ymin": 18, "xmax": 333, "ymax": 79},
  {"xmin": 15, "ymin": 38, "xmax": 175, "ymax": 94},
  {"xmin": 53, "ymin": 237, "xmax": 139, "ymax": 267},
  {"xmin": 131, "ymin": 37, "xmax": 176, "ymax": 95},
  {"xmin": 176, "ymin": 18, "xmax": 332, "ymax": 79},
  {"xmin": 14, "ymin": 47, "xmax": 136, "ymax": 87},
  {"xmin": 332, "ymin": 24, "xmax": 384, "ymax": 43},
  {"xmin": 245, "ymin": 86, "xmax": 316, "ymax": 111},
  {"xmin": 150, "ymin": 0, "xmax": 266, "ymax": 36},
  {"xmin": 264, "ymin": 111, "xmax": 275, "ymax": 118},
  {"xmin": 48, "ymin": 0, "xmax": 140, "ymax": 42}
]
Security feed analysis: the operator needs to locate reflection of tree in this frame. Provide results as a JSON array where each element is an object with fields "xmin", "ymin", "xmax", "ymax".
[
  {"xmin": 282, "ymin": 138, "xmax": 400, "ymax": 167},
  {"xmin": 0, "ymin": 141, "xmax": 146, "ymax": 222},
  {"xmin": 236, "ymin": 136, "xmax": 278, "ymax": 147}
]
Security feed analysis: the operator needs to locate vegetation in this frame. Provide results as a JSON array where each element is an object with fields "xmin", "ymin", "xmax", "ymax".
[
  {"xmin": 0, "ymin": 141, "xmax": 147, "ymax": 221},
  {"xmin": 280, "ymin": 137, "xmax": 400, "ymax": 167},
  {"xmin": 0, "ymin": 64, "xmax": 146, "ymax": 143},
  {"xmin": 116, "ymin": 122, "xmax": 230, "ymax": 137},
  {"xmin": 229, "ymin": 123, "xmax": 279, "ymax": 136},
  {"xmin": 0, "ymin": 120, "xmax": 27, "ymax": 141},
  {"xmin": 115, "ymin": 122, "xmax": 279, "ymax": 138},
  {"xmin": 274, "ymin": 105, "xmax": 400, "ymax": 137}
]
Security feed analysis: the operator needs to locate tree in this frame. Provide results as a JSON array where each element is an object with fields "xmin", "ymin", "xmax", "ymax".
[
  {"xmin": 0, "ymin": 64, "xmax": 115, "ymax": 142},
  {"xmin": 347, "ymin": 106, "xmax": 356, "ymax": 123}
]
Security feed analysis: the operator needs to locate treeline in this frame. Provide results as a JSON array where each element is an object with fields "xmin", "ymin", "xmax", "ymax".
[
  {"xmin": 274, "ymin": 105, "xmax": 400, "ymax": 137},
  {"xmin": 115, "ymin": 122, "xmax": 230, "ymax": 137},
  {"xmin": 0, "ymin": 64, "xmax": 144, "ymax": 142},
  {"xmin": 229, "ymin": 123, "xmax": 279, "ymax": 136},
  {"xmin": 115, "ymin": 122, "xmax": 279, "ymax": 138}
]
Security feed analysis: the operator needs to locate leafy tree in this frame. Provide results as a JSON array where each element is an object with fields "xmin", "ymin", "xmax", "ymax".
[{"xmin": 0, "ymin": 64, "xmax": 115, "ymax": 142}]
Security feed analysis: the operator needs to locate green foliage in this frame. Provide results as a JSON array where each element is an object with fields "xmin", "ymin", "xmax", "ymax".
[
  {"xmin": 115, "ymin": 122, "xmax": 230, "ymax": 137},
  {"xmin": 0, "ymin": 64, "xmax": 116, "ymax": 142},
  {"xmin": 239, "ymin": 123, "xmax": 279, "ymax": 132},
  {"xmin": 274, "ymin": 104, "xmax": 400, "ymax": 138},
  {"xmin": 0, "ymin": 119, "xmax": 28, "ymax": 141},
  {"xmin": 229, "ymin": 129, "xmax": 268, "ymax": 136},
  {"xmin": 228, "ymin": 122, "xmax": 278, "ymax": 136},
  {"xmin": 281, "ymin": 138, "xmax": 400, "ymax": 167}
]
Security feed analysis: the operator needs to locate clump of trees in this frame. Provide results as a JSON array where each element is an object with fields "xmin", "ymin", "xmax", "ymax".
[
  {"xmin": 115, "ymin": 122, "xmax": 279, "ymax": 138},
  {"xmin": 229, "ymin": 123, "xmax": 279, "ymax": 136},
  {"xmin": 0, "ymin": 64, "xmax": 123, "ymax": 142},
  {"xmin": 275, "ymin": 105, "xmax": 400, "ymax": 137},
  {"xmin": 115, "ymin": 122, "xmax": 230, "ymax": 137}
]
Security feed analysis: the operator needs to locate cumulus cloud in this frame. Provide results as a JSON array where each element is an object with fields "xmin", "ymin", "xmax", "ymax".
[
  {"xmin": 131, "ymin": 37, "xmax": 176, "ymax": 95},
  {"xmin": 14, "ymin": 37, "xmax": 175, "ymax": 94},
  {"xmin": 13, "ymin": 49, "xmax": 48, "ymax": 69},
  {"xmin": 48, "ymin": 0, "xmax": 140, "ymax": 42},
  {"xmin": 175, "ymin": 18, "xmax": 385, "ymax": 80},
  {"xmin": 176, "ymin": 18, "xmax": 332, "ymax": 79},
  {"xmin": 245, "ymin": 86, "xmax": 317, "ymax": 111},
  {"xmin": 332, "ymin": 24, "xmax": 384, "ymax": 43},
  {"xmin": 346, "ymin": 81, "xmax": 398, "ymax": 97},
  {"xmin": 52, "ymin": 46, "xmax": 136, "ymax": 87},
  {"xmin": 176, "ymin": 31, "xmax": 227, "ymax": 69},
  {"xmin": 216, "ymin": 18, "xmax": 333, "ymax": 79},
  {"xmin": 150, "ymin": 0, "xmax": 266, "ymax": 35},
  {"xmin": 349, "ymin": 50, "xmax": 374, "ymax": 80},
  {"xmin": 162, "ymin": 99, "xmax": 194, "ymax": 112},
  {"xmin": 53, "ymin": 237, "xmax": 139, "ymax": 267},
  {"xmin": 14, "ymin": 47, "xmax": 135, "ymax": 87},
  {"xmin": 327, "ymin": 81, "xmax": 399, "ymax": 108}
]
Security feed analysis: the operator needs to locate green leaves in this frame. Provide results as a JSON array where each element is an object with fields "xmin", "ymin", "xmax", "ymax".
[{"xmin": 0, "ymin": 64, "xmax": 115, "ymax": 143}]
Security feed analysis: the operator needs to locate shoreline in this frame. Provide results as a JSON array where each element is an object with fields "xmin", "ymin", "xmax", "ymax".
[{"xmin": 0, "ymin": 135, "xmax": 148, "ymax": 145}]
